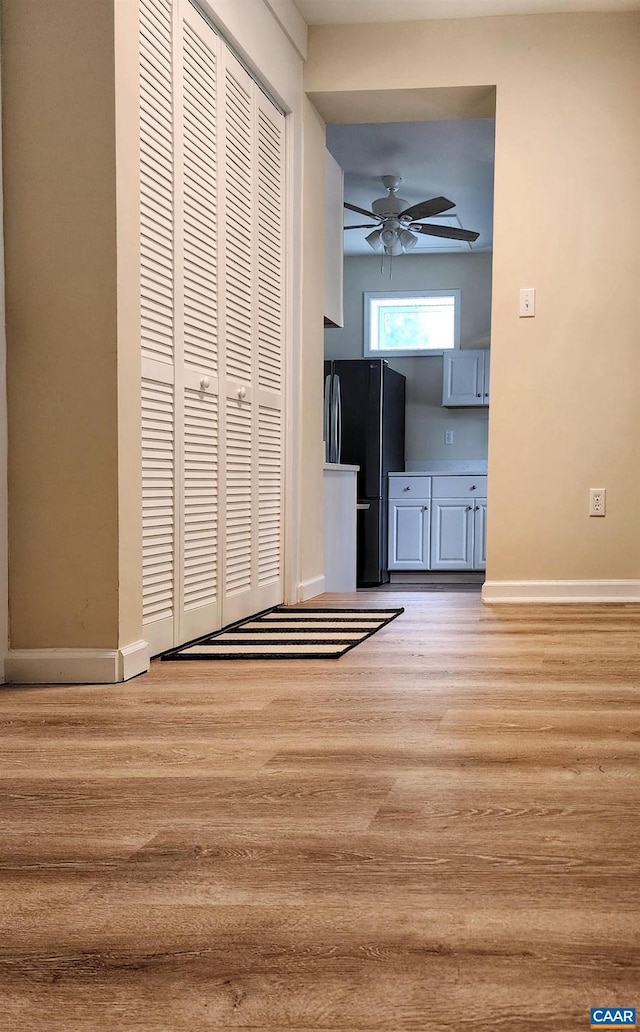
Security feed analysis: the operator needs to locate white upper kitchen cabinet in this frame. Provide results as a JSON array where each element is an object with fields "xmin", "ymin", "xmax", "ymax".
[
  {"xmin": 324, "ymin": 149, "xmax": 344, "ymax": 328},
  {"xmin": 442, "ymin": 349, "xmax": 490, "ymax": 407}
]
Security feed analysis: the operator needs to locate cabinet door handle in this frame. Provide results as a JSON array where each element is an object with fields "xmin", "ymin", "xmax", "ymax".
[
  {"xmin": 476, "ymin": 393, "xmax": 481, "ymax": 398},
  {"xmin": 422, "ymin": 505, "xmax": 429, "ymax": 511},
  {"xmin": 467, "ymin": 505, "xmax": 473, "ymax": 511},
  {"xmin": 470, "ymin": 485, "xmax": 476, "ymax": 491},
  {"xmin": 404, "ymin": 486, "xmax": 411, "ymax": 491}
]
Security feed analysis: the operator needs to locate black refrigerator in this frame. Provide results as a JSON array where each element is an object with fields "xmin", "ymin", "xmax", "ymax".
[{"xmin": 324, "ymin": 359, "xmax": 405, "ymax": 586}]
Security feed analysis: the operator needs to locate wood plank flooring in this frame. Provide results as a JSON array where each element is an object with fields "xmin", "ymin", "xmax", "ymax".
[{"xmin": 1, "ymin": 591, "xmax": 639, "ymax": 1031}]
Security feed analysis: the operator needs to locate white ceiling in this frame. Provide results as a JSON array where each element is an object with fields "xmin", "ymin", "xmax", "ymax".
[
  {"xmin": 292, "ymin": 0, "xmax": 640, "ymax": 24},
  {"xmin": 327, "ymin": 119, "xmax": 495, "ymax": 256}
]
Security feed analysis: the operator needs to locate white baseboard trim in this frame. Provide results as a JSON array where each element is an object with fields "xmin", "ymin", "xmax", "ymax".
[
  {"xmin": 297, "ymin": 575, "xmax": 326, "ymax": 601},
  {"xmin": 482, "ymin": 580, "xmax": 640, "ymax": 604},
  {"xmin": 5, "ymin": 639, "xmax": 150, "ymax": 685}
]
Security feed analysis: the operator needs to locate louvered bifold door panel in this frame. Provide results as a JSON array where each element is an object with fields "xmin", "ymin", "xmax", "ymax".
[
  {"xmin": 181, "ymin": 377, "xmax": 220, "ymax": 639},
  {"xmin": 177, "ymin": 1, "xmax": 221, "ymax": 641},
  {"xmin": 142, "ymin": 368, "xmax": 175, "ymax": 655},
  {"xmin": 182, "ymin": 7, "xmax": 218, "ymax": 377},
  {"xmin": 140, "ymin": 0, "xmax": 174, "ymax": 365},
  {"xmin": 256, "ymin": 96, "xmax": 284, "ymax": 397},
  {"xmin": 256, "ymin": 404, "xmax": 283, "ymax": 608},
  {"xmin": 222, "ymin": 57, "xmax": 253, "ymax": 385},
  {"xmin": 220, "ymin": 50, "xmax": 256, "ymax": 625},
  {"xmin": 140, "ymin": 0, "xmax": 287, "ymax": 645},
  {"xmin": 140, "ymin": 0, "xmax": 176, "ymax": 654},
  {"xmin": 223, "ymin": 393, "xmax": 254, "ymax": 623},
  {"xmin": 254, "ymin": 92, "xmax": 285, "ymax": 611}
]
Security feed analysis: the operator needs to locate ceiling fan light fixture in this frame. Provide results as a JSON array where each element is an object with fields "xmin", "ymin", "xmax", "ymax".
[
  {"xmin": 344, "ymin": 176, "xmax": 479, "ymax": 264},
  {"xmin": 380, "ymin": 226, "xmax": 397, "ymax": 248},
  {"xmin": 399, "ymin": 228, "xmax": 418, "ymax": 252}
]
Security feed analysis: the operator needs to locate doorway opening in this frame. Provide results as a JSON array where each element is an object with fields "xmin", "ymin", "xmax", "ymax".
[{"xmin": 319, "ymin": 86, "xmax": 496, "ymax": 595}]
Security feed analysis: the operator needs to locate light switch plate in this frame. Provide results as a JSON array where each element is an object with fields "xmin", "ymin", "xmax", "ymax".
[{"xmin": 519, "ymin": 287, "xmax": 535, "ymax": 317}]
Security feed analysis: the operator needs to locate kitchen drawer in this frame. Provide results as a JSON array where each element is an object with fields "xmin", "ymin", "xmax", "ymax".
[
  {"xmin": 389, "ymin": 475, "xmax": 431, "ymax": 499},
  {"xmin": 431, "ymin": 475, "xmax": 487, "ymax": 498}
]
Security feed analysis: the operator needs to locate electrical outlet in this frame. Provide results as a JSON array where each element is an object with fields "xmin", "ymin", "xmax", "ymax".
[
  {"xmin": 444, "ymin": 430, "xmax": 454, "ymax": 445},
  {"xmin": 589, "ymin": 488, "xmax": 606, "ymax": 517}
]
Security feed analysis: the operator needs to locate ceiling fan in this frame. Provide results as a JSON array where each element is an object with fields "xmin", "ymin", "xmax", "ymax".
[{"xmin": 344, "ymin": 175, "xmax": 480, "ymax": 255}]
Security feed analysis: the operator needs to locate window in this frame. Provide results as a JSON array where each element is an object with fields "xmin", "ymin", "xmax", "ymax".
[{"xmin": 364, "ymin": 290, "xmax": 461, "ymax": 357}]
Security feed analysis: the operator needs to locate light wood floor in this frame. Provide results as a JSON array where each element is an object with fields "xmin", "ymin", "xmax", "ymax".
[{"xmin": 1, "ymin": 592, "xmax": 639, "ymax": 1031}]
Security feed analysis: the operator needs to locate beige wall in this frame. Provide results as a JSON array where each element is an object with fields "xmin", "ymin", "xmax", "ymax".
[
  {"xmin": 114, "ymin": 0, "xmax": 144, "ymax": 648},
  {"xmin": 2, "ymin": 0, "xmax": 310, "ymax": 669},
  {"xmin": 299, "ymin": 97, "xmax": 326, "ymax": 594},
  {"xmin": 2, "ymin": 0, "xmax": 141, "ymax": 650},
  {"xmin": 325, "ymin": 252, "xmax": 492, "ymax": 465},
  {"xmin": 306, "ymin": 13, "xmax": 640, "ymax": 581},
  {"xmin": 0, "ymin": 36, "xmax": 6, "ymax": 678}
]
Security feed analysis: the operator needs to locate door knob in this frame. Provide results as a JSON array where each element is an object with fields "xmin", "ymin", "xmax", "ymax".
[
  {"xmin": 237, "ymin": 386, "xmax": 247, "ymax": 400},
  {"xmin": 200, "ymin": 376, "xmax": 210, "ymax": 390}
]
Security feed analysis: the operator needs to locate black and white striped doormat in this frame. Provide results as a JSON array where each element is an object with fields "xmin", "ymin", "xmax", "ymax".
[{"xmin": 162, "ymin": 606, "xmax": 404, "ymax": 661}]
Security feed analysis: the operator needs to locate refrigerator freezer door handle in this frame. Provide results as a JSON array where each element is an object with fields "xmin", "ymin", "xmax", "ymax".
[
  {"xmin": 323, "ymin": 374, "xmax": 331, "ymax": 462},
  {"xmin": 364, "ymin": 363, "xmax": 382, "ymax": 498},
  {"xmin": 335, "ymin": 375, "xmax": 342, "ymax": 464},
  {"xmin": 330, "ymin": 376, "xmax": 338, "ymax": 463}
]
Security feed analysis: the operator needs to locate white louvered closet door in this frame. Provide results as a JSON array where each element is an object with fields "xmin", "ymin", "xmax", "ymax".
[
  {"xmin": 140, "ymin": 0, "xmax": 285, "ymax": 652},
  {"xmin": 220, "ymin": 52, "xmax": 255, "ymax": 626},
  {"xmin": 140, "ymin": 0, "xmax": 176, "ymax": 656},
  {"xmin": 177, "ymin": 1, "xmax": 221, "ymax": 643},
  {"xmin": 254, "ymin": 91, "xmax": 285, "ymax": 615},
  {"xmin": 220, "ymin": 50, "xmax": 285, "ymax": 626}
]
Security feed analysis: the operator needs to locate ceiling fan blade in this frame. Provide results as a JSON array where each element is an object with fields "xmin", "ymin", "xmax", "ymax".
[
  {"xmin": 344, "ymin": 224, "xmax": 378, "ymax": 229},
  {"xmin": 412, "ymin": 223, "xmax": 480, "ymax": 242},
  {"xmin": 400, "ymin": 196, "xmax": 455, "ymax": 221},
  {"xmin": 344, "ymin": 201, "xmax": 380, "ymax": 220}
]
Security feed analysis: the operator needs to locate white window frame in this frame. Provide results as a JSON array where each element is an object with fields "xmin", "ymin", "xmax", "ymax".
[{"xmin": 364, "ymin": 289, "xmax": 461, "ymax": 358}]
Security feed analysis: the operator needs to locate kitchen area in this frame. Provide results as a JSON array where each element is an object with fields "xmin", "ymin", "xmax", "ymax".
[{"xmin": 321, "ymin": 115, "xmax": 494, "ymax": 593}]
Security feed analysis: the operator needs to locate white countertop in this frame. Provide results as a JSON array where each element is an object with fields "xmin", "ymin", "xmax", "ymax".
[
  {"xmin": 391, "ymin": 460, "xmax": 488, "ymax": 476},
  {"xmin": 324, "ymin": 462, "xmax": 360, "ymax": 472}
]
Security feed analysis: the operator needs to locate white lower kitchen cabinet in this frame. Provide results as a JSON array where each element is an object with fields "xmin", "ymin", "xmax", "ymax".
[
  {"xmin": 430, "ymin": 475, "xmax": 486, "ymax": 571},
  {"xmin": 431, "ymin": 497, "xmax": 487, "ymax": 571},
  {"xmin": 388, "ymin": 499, "xmax": 431, "ymax": 569},
  {"xmin": 388, "ymin": 472, "xmax": 486, "ymax": 572},
  {"xmin": 473, "ymin": 499, "xmax": 487, "ymax": 569},
  {"xmin": 430, "ymin": 499, "xmax": 475, "ymax": 570}
]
